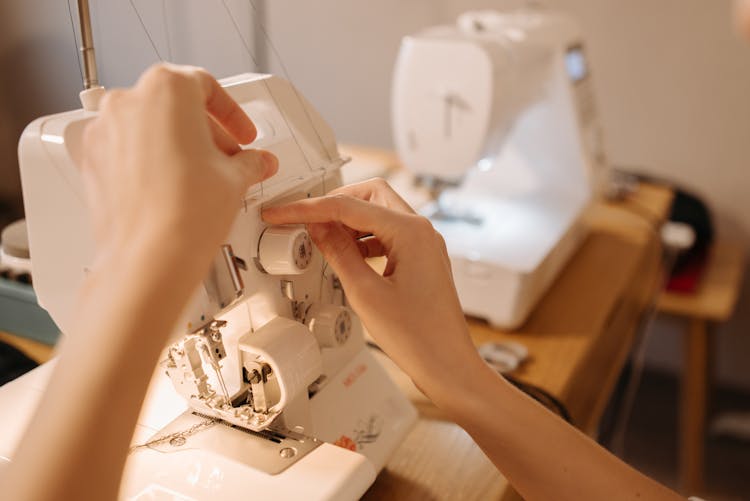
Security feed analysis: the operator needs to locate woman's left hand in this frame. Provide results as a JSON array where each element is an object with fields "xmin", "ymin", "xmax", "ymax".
[{"xmin": 81, "ymin": 63, "xmax": 278, "ymax": 270}]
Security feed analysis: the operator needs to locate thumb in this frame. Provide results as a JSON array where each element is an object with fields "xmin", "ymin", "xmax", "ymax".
[
  {"xmin": 308, "ymin": 222, "xmax": 381, "ymax": 301},
  {"xmin": 229, "ymin": 149, "xmax": 278, "ymax": 190}
]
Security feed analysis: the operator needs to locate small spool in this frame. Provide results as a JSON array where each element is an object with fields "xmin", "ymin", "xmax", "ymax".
[
  {"xmin": 305, "ymin": 304, "xmax": 353, "ymax": 348},
  {"xmin": 258, "ymin": 226, "xmax": 313, "ymax": 275}
]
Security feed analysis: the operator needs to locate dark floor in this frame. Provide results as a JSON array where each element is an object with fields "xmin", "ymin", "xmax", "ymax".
[{"xmin": 609, "ymin": 369, "xmax": 750, "ymax": 501}]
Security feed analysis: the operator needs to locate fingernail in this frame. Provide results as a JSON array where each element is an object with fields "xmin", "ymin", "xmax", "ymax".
[{"xmin": 261, "ymin": 151, "xmax": 279, "ymax": 177}]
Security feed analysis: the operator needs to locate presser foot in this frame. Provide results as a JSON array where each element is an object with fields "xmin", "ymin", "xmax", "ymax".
[
  {"xmin": 133, "ymin": 411, "xmax": 321, "ymax": 475},
  {"xmin": 188, "ymin": 397, "xmax": 283, "ymax": 432}
]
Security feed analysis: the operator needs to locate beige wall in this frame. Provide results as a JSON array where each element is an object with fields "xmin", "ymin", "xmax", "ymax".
[{"xmin": 262, "ymin": 0, "xmax": 443, "ymax": 148}]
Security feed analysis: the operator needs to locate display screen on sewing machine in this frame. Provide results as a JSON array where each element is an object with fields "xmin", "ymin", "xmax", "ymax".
[{"xmin": 565, "ymin": 46, "xmax": 588, "ymax": 82}]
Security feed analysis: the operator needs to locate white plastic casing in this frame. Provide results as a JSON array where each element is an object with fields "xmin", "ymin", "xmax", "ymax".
[
  {"xmin": 306, "ymin": 304, "xmax": 353, "ymax": 348},
  {"xmin": 258, "ymin": 225, "xmax": 314, "ymax": 275},
  {"xmin": 18, "ymin": 73, "xmax": 343, "ymax": 335},
  {"xmin": 392, "ymin": 10, "xmax": 602, "ymax": 329},
  {"xmin": 239, "ymin": 317, "xmax": 323, "ymax": 412},
  {"xmin": 392, "ymin": 12, "xmax": 553, "ymax": 183},
  {"xmin": 78, "ymin": 86, "xmax": 105, "ymax": 111}
]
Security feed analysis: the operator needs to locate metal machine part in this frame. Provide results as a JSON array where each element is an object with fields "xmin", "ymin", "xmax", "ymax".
[
  {"xmin": 258, "ymin": 226, "xmax": 313, "ymax": 275},
  {"xmin": 165, "ymin": 320, "xmax": 230, "ymax": 407},
  {"xmin": 136, "ymin": 412, "xmax": 322, "ymax": 475},
  {"xmin": 75, "ymin": 0, "xmax": 105, "ymax": 111},
  {"xmin": 76, "ymin": 0, "xmax": 99, "ymax": 89},
  {"xmin": 164, "ymin": 315, "xmax": 324, "ymax": 433},
  {"xmin": 202, "ymin": 245, "xmax": 246, "ymax": 311}
]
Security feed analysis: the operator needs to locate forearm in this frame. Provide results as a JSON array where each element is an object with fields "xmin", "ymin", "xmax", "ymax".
[
  {"xmin": 6, "ymin": 241, "xmax": 209, "ymax": 501},
  {"xmin": 431, "ymin": 358, "xmax": 683, "ymax": 501}
]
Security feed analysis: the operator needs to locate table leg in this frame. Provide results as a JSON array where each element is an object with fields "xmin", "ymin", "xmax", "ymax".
[{"xmin": 680, "ymin": 318, "xmax": 708, "ymax": 494}]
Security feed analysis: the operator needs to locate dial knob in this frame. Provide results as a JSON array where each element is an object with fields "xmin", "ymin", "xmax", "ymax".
[
  {"xmin": 305, "ymin": 304, "xmax": 353, "ymax": 348},
  {"xmin": 258, "ymin": 226, "xmax": 313, "ymax": 275}
]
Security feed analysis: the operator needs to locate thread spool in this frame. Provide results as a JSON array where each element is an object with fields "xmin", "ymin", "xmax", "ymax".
[{"xmin": 258, "ymin": 226, "xmax": 313, "ymax": 275}]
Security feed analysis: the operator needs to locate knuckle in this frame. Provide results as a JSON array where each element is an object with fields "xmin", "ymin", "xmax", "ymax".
[
  {"xmin": 412, "ymin": 215, "xmax": 435, "ymax": 234},
  {"xmin": 330, "ymin": 193, "xmax": 351, "ymax": 202},
  {"xmin": 328, "ymin": 193, "xmax": 352, "ymax": 219},
  {"xmin": 370, "ymin": 177, "xmax": 390, "ymax": 190},
  {"xmin": 189, "ymin": 66, "xmax": 210, "ymax": 80},
  {"xmin": 434, "ymin": 230, "xmax": 448, "ymax": 251},
  {"xmin": 99, "ymin": 89, "xmax": 126, "ymax": 113},
  {"xmin": 143, "ymin": 63, "xmax": 171, "ymax": 82},
  {"xmin": 143, "ymin": 64, "xmax": 191, "ymax": 92},
  {"xmin": 81, "ymin": 120, "xmax": 99, "ymax": 146}
]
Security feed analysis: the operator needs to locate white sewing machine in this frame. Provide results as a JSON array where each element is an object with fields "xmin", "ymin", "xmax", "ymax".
[
  {"xmin": 0, "ymin": 29, "xmax": 416, "ymax": 501},
  {"xmin": 393, "ymin": 10, "xmax": 607, "ymax": 329}
]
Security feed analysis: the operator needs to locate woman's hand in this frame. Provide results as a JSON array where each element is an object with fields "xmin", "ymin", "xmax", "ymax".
[
  {"xmin": 6, "ymin": 65, "xmax": 280, "ymax": 501},
  {"xmin": 266, "ymin": 178, "xmax": 685, "ymax": 501},
  {"xmin": 82, "ymin": 64, "xmax": 278, "ymax": 270},
  {"xmin": 262, "ymin": 178, "xmax": 485, "ymax": 403}
]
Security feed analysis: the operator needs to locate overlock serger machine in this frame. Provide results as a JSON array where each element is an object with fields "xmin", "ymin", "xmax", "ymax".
[
  {"xmin": 0, "ymin": 3, "xmax": 416, "ymax": 499},
  {"xmin": 393, "ymin": 10, "xmax": 607, "ymax": 329}
]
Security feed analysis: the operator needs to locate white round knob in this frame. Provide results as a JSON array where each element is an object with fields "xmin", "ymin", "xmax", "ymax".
[
  {"xmin": 258, "ymin": 226, "xmax": 313, "ymax": 275},
  {"xmin": 305, "ymin": 304, "xmax": 352, "ymax": 348}
]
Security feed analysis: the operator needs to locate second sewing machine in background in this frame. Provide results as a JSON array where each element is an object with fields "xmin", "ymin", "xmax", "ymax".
[{"xmin": 392, "ymin": 9, "xmax": 609, "ymax": 329}]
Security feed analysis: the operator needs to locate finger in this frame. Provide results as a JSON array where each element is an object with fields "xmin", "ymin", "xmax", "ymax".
[
  {"xmin": 80, "ymin": 118, "xmax": 105, "ymax": 172},
  {"xmin": 307, "ymin": 222, "xmax": 380, "ymax": 293},
  {"xmin": 330, "ymin": 178, "xmax": 416, "ymax": 214},
  {"xmin": 190, "ymin": 68, "xmax": 257, "ymax": 144},
  {"xmin": 262, "ymin": 195, "xmax": 405, "ymax": 238},
  {"xmin": 141, "ymin": 64, "xmax": 257, "ymax": 144},
  {"xmin": 229, "ymin": 149, "xmax": 279, "ymax": 190},
  {"xmin": 356, "ymin": 236, "xmax": 387, "ymax": 259},
  {"xmin": 98, "ymin": 88, "xmax": 128, "ymax": 115},
  {"xmin": 209, "ymin": 117, "xmax": 242, "ymax": 155}
]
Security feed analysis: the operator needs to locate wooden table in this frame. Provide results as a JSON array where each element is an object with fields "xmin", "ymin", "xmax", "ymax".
[
  {"xmin": 657, "ymin": 241, "xmax": 746, "ymax": 495},
  {"xmin": 0, "ymin": 330, "xmax": 54, "ymax": 364}
]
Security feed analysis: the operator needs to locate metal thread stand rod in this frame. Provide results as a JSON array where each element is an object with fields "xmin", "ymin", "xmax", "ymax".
[{"xmin": 77, "ymin": 0, "xmax": 99, "ymax": 89}]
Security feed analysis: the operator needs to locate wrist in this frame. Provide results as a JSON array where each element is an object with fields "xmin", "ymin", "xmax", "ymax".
[
  {"xmin": 424, "ymin": 353, "xmax": 513, "ymax": 422},
  {"xmin": 90, "ymin": 226, "xmax": 214, "ymax": 295},
  {"xmin": 74, "ymin": 234, "xmax": 213, "ymax": 345}
]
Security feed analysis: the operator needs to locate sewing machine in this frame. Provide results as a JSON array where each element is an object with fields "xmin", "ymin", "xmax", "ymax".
[
  {"xmin": 0, "ymin": 57, "xmax": 416, "ymax": 501},
  {"xmin": 392, "ymin": 10, "xmax": 607, "ymax": 329}
]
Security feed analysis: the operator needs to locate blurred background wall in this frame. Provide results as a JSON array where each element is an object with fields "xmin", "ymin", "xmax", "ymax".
[
  {"xmin": 1, "ymin": 0, "xmax": 749, "ymax": 389},
  {"xmin": 0, "ymin": 0, "xmax": 262, "ymax": 221}
]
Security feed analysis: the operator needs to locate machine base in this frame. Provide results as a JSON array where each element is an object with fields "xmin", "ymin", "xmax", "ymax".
[
  {"xmin": 431, "ymin": 192, "xmax": 589, "ymax": 330},
  {"xmin": 123, "ymin": 424, "xmax": 376, "ymax": 501},
  {"xmin": 0, "ymin": 345, "xmax": 416, "ymax": 501}
]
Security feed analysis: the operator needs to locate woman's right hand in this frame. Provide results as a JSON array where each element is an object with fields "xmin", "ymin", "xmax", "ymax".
[{"xmin": 262, "ymin": 178, "xmax": 485, "ymax": 402}]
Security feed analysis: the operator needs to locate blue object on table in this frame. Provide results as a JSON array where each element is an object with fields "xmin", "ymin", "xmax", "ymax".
[{"xmin": 0, "ymin": 277, "xmax": 60, "ymax": 345}]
